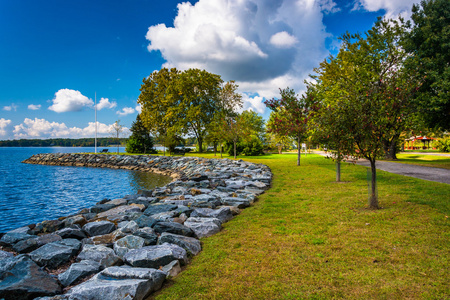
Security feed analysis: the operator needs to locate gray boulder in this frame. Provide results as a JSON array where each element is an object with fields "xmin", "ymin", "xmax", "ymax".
[
  {"xmin": 55, "ymin": 227, "xmax": 87, "ymax": 240},
  {"xmin": 0, "ymin": 255, "xmax": 61, "ymax": 299},
  {"xmin": 157, "ymin": 232, "xmax": 202, "ymax": 256},
  {"xmin": 153, "ymin": 222, "xmax": 194, "ymax": 237},
  {"xmin": 0, "ymin": 231, "xmax": 34, "ymax": 247},
  {"xmin": 133, "ymin": 227, "xmax": 158, "ymax": 246},
  {"xmin": 190, "ymin": 207, "xmax": 233, "ymax": 224},
  {"xmin": 82, "ymin": 221, "xmax": 116, "ymax": 237},
  {"xmin": 12, "ymin": 233, "xmax": 62, "ymax": 254},
  {"xmin": 123, "ymin": 243, "xmax": 187, "ymax": 268},
  {"xmin": 183, "ymin": 217, "xmax": 221, "ymax": 238},
  {"xmin": 221, "ymin": 197, "xmax": 250, "ymax": 208},
  {"xmin": 58, "ymin": 260, "xmax": 102, "ymax": 287},
  {"xmin": 77, "ymin": 244, "xmax": 121, "ymax": 268},
  {"xmin": 65, "ymin": 266, "xmax": 166, "ymax": 300},
  {"xmin": 143, "ymin": 204, "xmax": 178, "ymax": 216},
  {"xmin": 134, "ymin": 215, "xmax": 159, "ymax": 228},
  {"xmin": 0, "ymin": 249, "xmax": 13, "ymax": 260},
  {"xmin": 114, "ymin": 235, "xmax": 146, "ymax": 258},
  {"xmin": 29, "ymin": 239, "xmax": 81, "ymax": 269}
]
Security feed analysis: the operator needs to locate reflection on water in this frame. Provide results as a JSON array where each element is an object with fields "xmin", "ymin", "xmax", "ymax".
[{"xmin": 0, "ymin": 147, "xmax": 172, "ymax": 232}]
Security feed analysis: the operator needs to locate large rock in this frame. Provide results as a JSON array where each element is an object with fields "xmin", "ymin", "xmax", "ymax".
[
  {"xmin": 220, "ymin": 197, "xmax": 250, "ymax": 208},
  {"xmin": 12, "ymin": 233, "xmax": 62, "ymax": 253},
  {"xmin": 77, "ymin": 244, "xmax": 121, "ymax": 268},
  {"xmin": 55, "ymin": 227, "xmax": 87, "ymax": 240},
  {"xmin": 183, "ymin": 217, "xmax": 221, "ymax": 238},
  {"xmin": 58, "ymin": 260, "xmax": 102, "ymax": 287},
  {"xmin": 153, "ymin": 222, "xmax": 194, "ymax": 237},
  {"xmin": 123, "ymin": 243, "xmax": 188, "ymax": 268},
  {"xmin": 0, "ymin": 250, "xmax": 13, "ymax": 260},
  {"xmin": 29, "ymin": 239, "xmax": 81, "ymax": 269},
  {"xmin": 157, "ymin": 232, "xmax": 202, "ymax": 256},
  {"xmin": 143, "ymin": 204, "xmax": 178, "ymax": 216},
  {"xmin": 0, "ymin": 255, "xmax": 61, "ymax": 299},
  {"xmin": 65, "ymin": 266, "xmax": 166, "ymax": 300},
  {"xmin": 0, "ymin": 230, "xmax": 34, "ymax": 247},
  {"xmin": 134, "ymin": 215, "xmax": 159, "ymax": 228},
  {"xmin": 133, "ymin": 227, "xmax": 158, "ymax": 246},
  {"xmin": 113, "ymin": 235, "xmax": 146, "ymax": 258},
  {"xmin": 82, "ymin": 221, "xmax": 116, "ymax": 237},
  {"xmin": 190, "ymin": 207, "xmax": 233, "ymax": 224}
]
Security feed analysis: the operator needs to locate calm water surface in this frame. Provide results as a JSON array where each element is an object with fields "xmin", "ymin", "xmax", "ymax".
[{"xmin": 0, "ymin": 147, "xmax": 171, "ymax": 232}]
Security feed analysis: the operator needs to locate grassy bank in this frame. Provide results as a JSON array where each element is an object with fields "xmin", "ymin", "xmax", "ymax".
[{"xmin": 148, "ymin": 153, "xmax": 449, "ymax": 300}]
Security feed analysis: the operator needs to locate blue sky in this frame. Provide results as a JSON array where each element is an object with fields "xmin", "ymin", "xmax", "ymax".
[{"xmin": 0, "ymin": 0, "xmax": 419, "ymax": 140}]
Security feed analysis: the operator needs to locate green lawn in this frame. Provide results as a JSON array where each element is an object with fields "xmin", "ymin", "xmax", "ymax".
[
  {"xmin": 386, "ymin": 153, "xmax": 450, "ymax": 169},
  {"xmin": 147, "ymin": 153, "xmax": 449, "ymax": 300}
]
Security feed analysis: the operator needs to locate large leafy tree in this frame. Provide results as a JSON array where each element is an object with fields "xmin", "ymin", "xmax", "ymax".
[
  {"xmin": 314, "ymin": 18, "xmax": 422, "ymax": 209},
  {"xmin": 406, "ymin": 0, "xmax": 450, "ymax": 130},
  {"xmin": 138, "ymin": 68, "xmax": 242, "ymax": 153},
  {"xmin": 138, "ymin": 68, "xmax": 180, "ymax": 156},
  {"xmin": 126, "ymin": 114, "xmax": 155, "ymax": 154},
  {"xmin": 265, "ymin": 88, "xmax": 314, "ymax": 166}
]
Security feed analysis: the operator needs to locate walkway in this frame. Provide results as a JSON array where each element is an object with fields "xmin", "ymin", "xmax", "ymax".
[{"xmin": 313, "ymin": 151, "xmax": 450, "ymax": 184}]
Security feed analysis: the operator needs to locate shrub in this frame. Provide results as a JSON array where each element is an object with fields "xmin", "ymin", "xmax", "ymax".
[
  {"xmin": 435, "ymin": 137, "xmax": 450, "ymax": 152},
  {"xmin": 242, "ymin": 136, "xmax": 264, "ymax": 156}
]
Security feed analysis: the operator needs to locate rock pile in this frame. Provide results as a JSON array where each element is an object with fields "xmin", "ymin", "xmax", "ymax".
[{"xmin": 0, "ymin": 154, "xmax": 272, "ymax": 300}]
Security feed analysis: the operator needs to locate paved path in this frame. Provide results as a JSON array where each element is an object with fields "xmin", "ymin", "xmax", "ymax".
[{"xmin": 313, "ymin": 151, "xmax": 450, "ymax": 184}]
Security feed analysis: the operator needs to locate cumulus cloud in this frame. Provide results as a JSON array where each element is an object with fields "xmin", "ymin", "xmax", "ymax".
[
  {"xmin": 48, "ymin": 89, "xmax": 93, "ymax": 113},
  {"xmin": 146, "ymin": 0, "xmax": 331, "ymax": 110},
  {"xmin": 12, "ymin": 118, "xmax": 129, "ymax": 139},
  {"xmin": 3, "ymin": 104, "xmax": 18, "ymax": 112},
  {"xmin": 116, "ymin": 107, "xmax": 135, "ymax": 116},
  {"xmin": 0, "ymin": 118, "xmax": 12, "ymax": 136},
  {"xmin": 135, "ymin": 103, "xmax": 142, "ymax": 114},
  {"xmin": 354, "ymin": 0, "xmax": 420, "ymax": 19},
  {"xmin": 270, "ymin": 31, "xmax": 298, "ymax": 48},
  {"xmin": 241, "ymin": 94, "xmax": 266, "ymax": 114},
  {"xmin": 95, "ymin": 98, "xmax": 117, "ymax": 110},
  {"xmin": 28, "ymin": 104, "xmax": 41, "ymax": 110}
]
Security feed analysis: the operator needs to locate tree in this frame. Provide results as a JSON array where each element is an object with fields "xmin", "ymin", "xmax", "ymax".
[
  {"xmin": 110, "ymin": 120, "xmax": 124, "ymax": 155},
  {"xmin": 138, "ymin": 68, "xmax": 242, "ymax": 154},
  {"xmin": 126, "ymin": 114, "xmax": 155, "ymax": 154},
  {"xmin": 406, "ymin": 0, "xmax": 450, "ymax": 130},
  {"xmin": 264, "ymin": 88, "xmax": 314, "ymax": 166},
  {"xmin": 138, "ymin": 68, "xmax": 180, "ymax": 156},
  {"xmin": 313, "ymin": 18, "xmax": 422, "ymax": 208}
]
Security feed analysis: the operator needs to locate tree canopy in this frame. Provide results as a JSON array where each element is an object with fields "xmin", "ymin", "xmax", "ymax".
[
  {"xmin": 126, "ymin": 114, "xmax": 156, "ymax": 154},
  {"xmin": 138, "ymin": 68, "xmax": 242, "ymax": 152},
  {"xmin": 406, "ymin": 0, "xmax": 450, "ymax": 130}
]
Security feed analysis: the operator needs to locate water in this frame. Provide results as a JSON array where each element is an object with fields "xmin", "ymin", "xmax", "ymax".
[{"xmin": 0, "ymin": 147, "xmax": 172, "ymax": 232}]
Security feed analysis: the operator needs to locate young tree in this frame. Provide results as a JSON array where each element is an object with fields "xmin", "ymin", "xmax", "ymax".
[
  {"xmin": 110, "ymin": 120, "xmax": 124, "ymax": 155},
  {"xmin": 314, "ymin": 18, "xmax": 422, "ymax": 208},
  {"xmin": 265, "ymin": 88, "xmax": 314, "ymax": 166},
  {"xmin": 406, "ymin": 0, "xmax": 450, "ymax": 131},
  {"xmin": 126, "ymin": 114, "xmax": 155, "ymax": 154}
]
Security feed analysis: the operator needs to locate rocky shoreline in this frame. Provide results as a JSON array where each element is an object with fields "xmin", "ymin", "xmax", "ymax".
[{"xmin": 0, "ymin": 153, "xmax": 272, "ymax": 300}]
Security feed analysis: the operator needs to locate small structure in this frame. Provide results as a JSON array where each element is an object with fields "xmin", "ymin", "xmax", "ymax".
[{"xmin": 405, "ymin": 136, "xmax": 437, "ymax": 150}]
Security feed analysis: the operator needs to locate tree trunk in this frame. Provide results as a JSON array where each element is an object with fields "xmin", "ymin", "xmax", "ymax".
[
  {"xmin": 233, "ymin": 140, "xmax": 237, "ymax": 159},
  {"xmin": 213, "ymin": 141, "xmax": 217, "ymax": 156},
  {"xmin": 297, "ymin": 135, "xmax": 301, "ymax": 166},
  {"xmin": 198, "ymin": 138, "xmax": 203, "ymax": 153},
  {"xmin": 368, "ymin": 159, "xmax": 379, "ymax": 209},
  {"xmin": 336, "ymin": 161, "xmax": 341, "ymax": 182},
  {"xmin": 383, "ymin": 134, "xmax": 400, "ymax": 160},
  {"xmin": 220, "ymin": 143, "xmax": 223, "ymax": 159}
]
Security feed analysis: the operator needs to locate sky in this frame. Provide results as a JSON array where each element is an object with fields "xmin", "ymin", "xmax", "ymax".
[{"xmin": 0, "ymin": 0, "xmax": 421, "ymax": 140}]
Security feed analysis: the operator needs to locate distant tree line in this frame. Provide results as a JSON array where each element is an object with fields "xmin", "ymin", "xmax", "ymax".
[{"xmin": 0, "ymin": 138, "xmax": 128, "ymax": 147}]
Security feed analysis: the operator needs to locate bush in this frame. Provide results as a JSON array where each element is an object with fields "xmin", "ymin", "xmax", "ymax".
[
  {"xmin": 126, "ymin": 136, "xmax": 157, "ymax": 154},
  {"xmin": 242, "ymin": 136, "xmax": 264, "ymax": 156},
  {"xmin": 435, "ymin": 137, "xmax": 450, "ymax": 152}
]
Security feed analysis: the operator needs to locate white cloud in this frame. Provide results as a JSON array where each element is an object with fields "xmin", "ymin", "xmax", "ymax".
[
  {"xmin": 319, "ymin": 0, "xmax": 340, "ymax": 14},
  {"xmin": 145, "ymin": 0, "xmax": 331, "ymax": 113},
  {"xmin": 354, "ymin": 0, "xmax": 420, "ymax": 19},
  {"xmin": 270, "ymin": 31, "xmax": 298, "ymax": 48},
  {"xmin": 12, "ymin": 118, "xmax": 129, "ymax": 139},
  {"xmin": 241, "ymin": 94, "xmax": 266, "ymax": 114},
  {"xmin": 135, "ymin": 103, "xmax": 142, "ymax": 114},
  {"xmin": 48, "ymin": 89, "xmax": 93, "ymax": 113},
  {"xmin": 116, "ymin": 107, "xmax": 135, "ymax": 116},
  {"xmin": 0, "ymin": 118, "xmax": 12, "ymax": 136},
  {"xmin": 28, "ymin": 104, "xmax": 41, "ymax": 110},
  {"xmin": 95, "ymin": 98, "xmax": 117, "ymax": 110},
  {"xmin": 3, "ymin": 104, "xmax": 18, "ymax": 112}
]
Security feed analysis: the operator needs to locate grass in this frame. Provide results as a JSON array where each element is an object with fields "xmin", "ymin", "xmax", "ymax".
[
  {"xmin": 384, "ymin": 153, "xmax": 450, "ymax": 169},
  {"xmin": 146, "ymin": 153, "xmax": 449, "ymax": 300}
]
